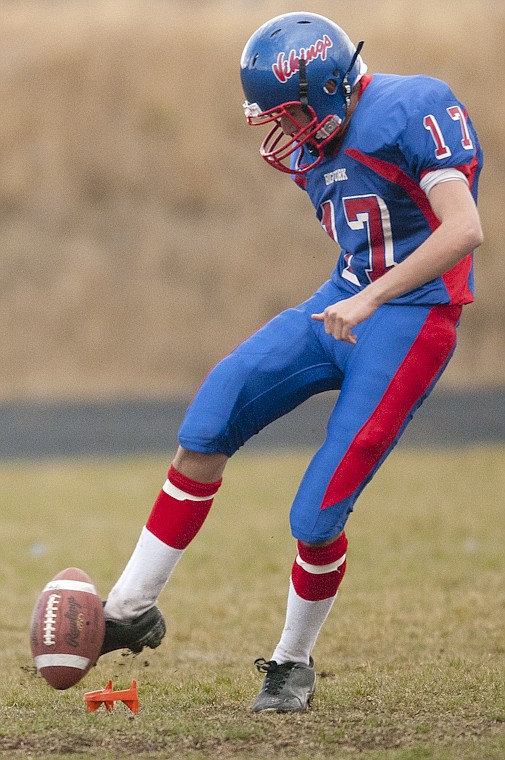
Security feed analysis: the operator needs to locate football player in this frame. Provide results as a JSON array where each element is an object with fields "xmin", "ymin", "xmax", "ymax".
[{"xmin": 99, "ymin": 12, "xmax": 483, "ymax": 713}]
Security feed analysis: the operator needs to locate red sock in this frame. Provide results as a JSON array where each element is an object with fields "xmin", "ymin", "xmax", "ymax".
[
  {"xmin": 145, "ymin": 465, "xmax": 222, "ymax": 550},
  {"xmin": 291, "ymin": 532, "xmax": 348, "ymax": 601}
]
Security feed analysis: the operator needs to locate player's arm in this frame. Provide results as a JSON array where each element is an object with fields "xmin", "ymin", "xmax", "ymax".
[{"xmin": 311, "ymin": 179, "xmax": 483, "ymax": 344}]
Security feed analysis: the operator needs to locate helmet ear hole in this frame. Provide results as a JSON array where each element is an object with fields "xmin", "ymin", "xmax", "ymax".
[{"xmin": 323, "ymin": 79, "xmax": 338, "ymax": 95}]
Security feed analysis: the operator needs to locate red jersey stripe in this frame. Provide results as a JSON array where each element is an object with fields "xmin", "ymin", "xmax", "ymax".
[{"xmin": 345, "ymin": 148, "xmax": 475, "ymax": 304}]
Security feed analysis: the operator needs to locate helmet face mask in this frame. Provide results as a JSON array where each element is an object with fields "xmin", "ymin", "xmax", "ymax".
[
  {"xmin": 240, "ymin": 12, "xmax": 366, "ymax": 175},
  {"xmin": 243, "ymin": 100, "xmax": 341, "ymax": 174}
]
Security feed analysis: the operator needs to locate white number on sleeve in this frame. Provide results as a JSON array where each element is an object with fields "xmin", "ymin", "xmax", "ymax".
[{"xmin": 423, "ymin": 106, "xmax": 473, "ymax": 160}]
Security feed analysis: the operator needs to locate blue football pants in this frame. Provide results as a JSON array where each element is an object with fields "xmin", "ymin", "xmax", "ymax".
[{"xmin": 178, "ymin": 280, "xmax": 461, "ymax": 542}]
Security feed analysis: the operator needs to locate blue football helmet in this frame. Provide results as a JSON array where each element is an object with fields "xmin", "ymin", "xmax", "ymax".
[{"xmin": 240, "ymin": 12, "xmax": 366, "ymax": 174}]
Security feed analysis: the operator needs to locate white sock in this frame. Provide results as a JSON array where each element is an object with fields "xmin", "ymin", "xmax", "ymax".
[
  {"xmin": 271, "ymin": 580, "xmax": 338, "ymax": 665},
  {"xmin": 104, "ymin": 466, "xmax": 221, "ymax": 622},
  {"xmin": 104, "ymin": 526, "xmax": 184, "ymax": 622}
]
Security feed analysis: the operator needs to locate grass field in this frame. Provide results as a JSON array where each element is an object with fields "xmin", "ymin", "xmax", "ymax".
[{"xmin": 0, "ymin": 447, "xmax": 504, "ymax": 759}]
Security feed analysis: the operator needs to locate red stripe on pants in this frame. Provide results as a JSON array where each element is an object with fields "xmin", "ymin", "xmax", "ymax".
[{"xmin": 321, "ymin": 304, "xmax": 461, "ymax": 509}]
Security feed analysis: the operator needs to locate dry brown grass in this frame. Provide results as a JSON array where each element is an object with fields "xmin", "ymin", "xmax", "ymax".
[{"xmin": 0, "ymin": 0, "xmax": 503, "ymax": 400}]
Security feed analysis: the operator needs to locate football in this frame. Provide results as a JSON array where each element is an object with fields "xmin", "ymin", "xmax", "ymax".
[{"xmin": 30, "ymin": 567, "xmax": 105, "ymax": 690}]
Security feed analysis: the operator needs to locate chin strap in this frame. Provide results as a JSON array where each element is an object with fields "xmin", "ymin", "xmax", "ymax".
[
  {"xmin": 297, "ymin": 42, "xmax": 364, "ymax": 160},
  {"xmin": 298, "ymin": 58, "xmax": 310, "ymax": 113},
  {"xmin": 298, "ymin": 57, "xmax": 319, "ymax": 155},
  {"xmin": 341, "ymin": 40, "xmax": 365, "ymax": 106},
  {"xmin": 349, "ymin": 40, "xmax": 365, "ymax": 74}
]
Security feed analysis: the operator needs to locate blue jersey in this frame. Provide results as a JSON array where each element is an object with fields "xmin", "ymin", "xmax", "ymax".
[{"xmin": 293, "ymin": 73, "xmax": 483, "ymax": 305}]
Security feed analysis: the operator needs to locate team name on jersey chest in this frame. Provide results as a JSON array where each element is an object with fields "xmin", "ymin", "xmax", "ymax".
[{"xmin": 323, "ymin": 168, "xmax": 348, "ymax": 185}]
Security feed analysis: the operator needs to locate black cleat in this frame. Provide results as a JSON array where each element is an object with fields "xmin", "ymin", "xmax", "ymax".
[
  {"xmin": 100, "ymin": 606, "xmax": 166, "ymax": 656},
  {"xmin": 251, "ymin": 657, "xmax": 316, "ymax": 713}
]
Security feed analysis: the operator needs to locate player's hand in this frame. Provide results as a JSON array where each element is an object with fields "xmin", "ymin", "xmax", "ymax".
[{"xmin": 311, "ymin": 292, "xmax": 378, "ymax": 344}]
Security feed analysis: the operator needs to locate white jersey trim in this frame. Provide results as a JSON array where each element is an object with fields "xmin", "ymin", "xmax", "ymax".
[{"xmin": 420, "ymin": 168, "xmax": 468, "ymax": 197}]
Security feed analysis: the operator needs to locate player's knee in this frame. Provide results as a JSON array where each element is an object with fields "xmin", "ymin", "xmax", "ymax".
[{"xmin": 290, "ymin": 494, "xmax": 353, "ymax": 545}]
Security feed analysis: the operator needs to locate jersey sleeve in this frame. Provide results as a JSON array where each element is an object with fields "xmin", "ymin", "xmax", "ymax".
[{"xmin": 397, "ymin": 78, "xmax": 480, "ymax": 185}]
